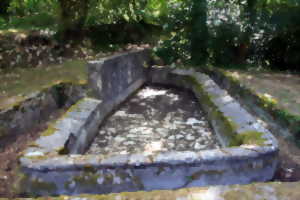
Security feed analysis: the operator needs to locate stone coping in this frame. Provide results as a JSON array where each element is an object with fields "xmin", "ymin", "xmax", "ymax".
[
  {"xmin": 21, "ymin": 146, "xmax": 274, "ymax": 171},
  {"xmin": 14, "ymin": 182, "xmax": 300, "ymax": 200},
  {"xmin": 20, "ymin": 69, "xmax": 278, "ymax": 171},
  {"xmin": 201, "ymin": 67, "xmax": 300, "ymax": 141}
]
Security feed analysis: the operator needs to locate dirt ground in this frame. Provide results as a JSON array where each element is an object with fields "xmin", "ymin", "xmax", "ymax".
[
  {"xmin": 273, "ymin": 135, "xmax": 300, "ymax": 181},
  {"xmin": 0, "ymin": 109, "xmax": 65, "ymax": 198}
]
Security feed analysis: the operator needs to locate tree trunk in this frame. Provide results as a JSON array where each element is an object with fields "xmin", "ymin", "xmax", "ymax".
[
  {"xmin": 191, "ymin": 0, "xmax": 209, "ymax": 65},
  {"xmin": 0, "ymin": 0, "xmax": 11, "ymax": 19},
  {"xmin": 58, "ymin": 0, "xmax": 90, "ymax": 42},
  {"xmin": 237, "ymin": 0, "xmax": 258, "ymax": 64}
]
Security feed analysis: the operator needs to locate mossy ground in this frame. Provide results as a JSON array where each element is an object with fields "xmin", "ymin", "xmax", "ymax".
[{"xmin": 0, "ymin": 60, "xmax": 87, "ymax": 110}]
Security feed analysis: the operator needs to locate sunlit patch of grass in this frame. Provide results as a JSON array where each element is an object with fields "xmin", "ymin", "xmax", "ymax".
[
  {"xmin": 228, "ymin": 69, "xmax": 300, "ymax": 117},
  {"xmin": 0, "ymin": 60, "xmax": 87, "ymax": 109}
]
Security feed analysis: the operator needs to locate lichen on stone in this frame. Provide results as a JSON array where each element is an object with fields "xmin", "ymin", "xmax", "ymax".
[
  {"xmin": 40, "ymin": 125, "xmax": 58, "ymax": 137},
  {"xmin": 17, "ymin": 172, "xmax": 57, "ymax": 196},
  {"xmin": 0, "ymin": 125, "xmax": 7, "ymax": 139},
  {"xmin": 72, "ymin": 172, "xmax": 99, "ymax": 187}
]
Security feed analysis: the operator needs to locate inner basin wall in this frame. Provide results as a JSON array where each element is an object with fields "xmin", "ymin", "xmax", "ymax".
[{"xmin": 69, "ymin": 49, "xmax": 152, "ymax": 154}]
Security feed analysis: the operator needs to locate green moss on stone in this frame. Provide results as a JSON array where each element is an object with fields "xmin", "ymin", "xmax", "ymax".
[
  {"xmin": 41, "ymin": 125, "xmax": 58, "ymax": 137},
  {"xmin": 184, "ymin": 76, "xmax": 238, "ymax": 143},
  {"xmin": 187, "ymin": 170, "xmax": 224, "ymax": 182},
  {"xmin": 103, "ymin": 173, "xmax": 114, "ymax": 185},
  {"xmin": 230, "ymin": 131, "xmax": 266, "ymax": 146},
  {"xmin": 57, "ymin": 146, "xmax": 69, "ymax": 155},
  {"xmin": 115, "ymin": 169, "xmax": 130, "ymax": 181},
  {"xmin": 72, "ymin": 172, "xmax": 99, "ymax": 187},
  {"xmin": 29, "ymin": 178, "xmax": 57, "ymax": 195},
  {"xmin": 132, "ymin": 176, "xmax": 144, "ymax": 189},
  {"xmin": 0, "ymin": 125, "xmax": 7, "ymax": 138},
  {"xmin": 66, "ymin": 98, "xmax": 86, "ymax": 112},
  {"xmin": 184, "ymin": 75, "xmax": 269, "ymax": 147},
  {"xmin": 0, "ymin": 96, "xmax": 25, "ymax": 110},
  {"xmin": 27, "ymin": 142, "xmax": 39, "ymax": 148},
  {"xmin": 16, "ymin": 171, "xmax": 57, "ymax": 196},
  {"xmin": 83, "ymin": 165, "xmax": 97, "ymax": 173}
]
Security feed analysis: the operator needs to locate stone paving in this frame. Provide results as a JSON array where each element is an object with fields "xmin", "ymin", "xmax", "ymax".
[{"xmin": 86, "ymin": 85, "xmax": 220, "ymax": 155}]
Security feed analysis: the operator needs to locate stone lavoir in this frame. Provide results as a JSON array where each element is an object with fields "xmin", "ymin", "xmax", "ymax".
[{"xmin": 18, "ymin": 49, "xmax": 278, "ymax": 196}]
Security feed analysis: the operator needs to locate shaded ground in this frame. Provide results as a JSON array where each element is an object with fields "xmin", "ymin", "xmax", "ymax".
[
  {"xmin": 0, "ymin": 109, "xmax": 66, "ymax": 198},
  {"xmin": 87, "ymin": 85, "xmax": 220, "ymax": 155},
  {"xmin": 229, "ymin": 70, "xmax": 300, "ymax": 116},
  {"xmin": 273, "ymin": 135, "xmax": 300, "ymax": 182}
]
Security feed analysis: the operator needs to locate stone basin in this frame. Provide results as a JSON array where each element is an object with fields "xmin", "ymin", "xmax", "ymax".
[{"xmin": 18, "ymin": 50, "xmax": 279, "ymax": 196}]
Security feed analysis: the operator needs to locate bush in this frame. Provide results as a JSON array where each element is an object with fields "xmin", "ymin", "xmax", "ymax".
[
  {"xmin": 153, "ymin": 0, "xmax": 192, "ymax": 65},
  {"xmin": 263, "ymin": 5, "xmax": 300, "ymax": 71},
  {"xmin": 8, "ymin": 14, "xmax": 57, "ymax": 30},
  {"xmin": 210, "ymin": 22, "xmax": 242, "ymax": 65}
]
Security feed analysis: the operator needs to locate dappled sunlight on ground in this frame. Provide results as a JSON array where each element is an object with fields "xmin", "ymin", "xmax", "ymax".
[
  {"xmin": 229, "ymin": 70, "xmax": 300, "ymax": 116},
  {"xmin": 87, "ymin": 86, "xmax": 220, "ymax": 155}
]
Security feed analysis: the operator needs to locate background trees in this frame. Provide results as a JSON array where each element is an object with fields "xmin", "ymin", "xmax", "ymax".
[
  {"xmin": 0, "ymin": 0, "xmax": 11, "ymax": 19},
  {"xmin": 0, "ymin": 0, "xmax": 299, "ymax": 71},
  {"xmin": 191, "ymin": 0, "xmax": 209, "ymax": 65}
]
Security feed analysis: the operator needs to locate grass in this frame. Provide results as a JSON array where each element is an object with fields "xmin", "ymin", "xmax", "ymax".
[
  {"xmin": 227, "ymin": 69, "xmax": 300, "ymax": 117},
  {"xmin": 0, "ymin": 60, "xmax": 87, "ymax": 110}
]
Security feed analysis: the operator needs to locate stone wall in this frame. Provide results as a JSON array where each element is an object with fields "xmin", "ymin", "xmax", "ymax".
[
  {"xmin": 0, "ymin": 83, "xmax": 86, "ymax": 149},
  {"xmin": 88, "ymin": 49, "xmax": 151, "ymax": 101}
]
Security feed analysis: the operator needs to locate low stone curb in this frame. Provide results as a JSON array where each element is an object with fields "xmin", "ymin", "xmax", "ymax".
[{"xmin": 201, "ymin": 67, "xmax": 300, "ymax": 143}]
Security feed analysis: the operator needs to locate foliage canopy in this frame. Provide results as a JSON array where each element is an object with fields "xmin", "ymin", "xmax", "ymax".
[{"xmin": 0, "ymin": 0, "xmax": 300, "ymax": 70}]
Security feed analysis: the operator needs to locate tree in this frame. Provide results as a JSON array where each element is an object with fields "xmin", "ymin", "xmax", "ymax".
[
  {"xmin": 190, "ymin": 0, "xmax": 209, "ymax": 65},
  {"xmin": 58, "ymin": 0, "xmax": 90, "ymax": 41},
  {"xmin": 237, "ymin": 0, "xmax": 257, "ymax": 63},
  {"xmin": 0, "ymin": 0, "xmax": 11, "ymax": 19}
]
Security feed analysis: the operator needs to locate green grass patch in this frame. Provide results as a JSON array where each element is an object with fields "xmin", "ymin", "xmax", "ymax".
[{"xmin": 0, "ymin": 60, "xmax": 87, "ymax": 110}]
